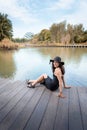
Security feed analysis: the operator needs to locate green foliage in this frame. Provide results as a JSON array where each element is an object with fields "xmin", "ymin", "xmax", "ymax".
[
  {"xmin": 50, "ymin": 24, "xmax": 58, "ymax": 42},
  {"xmin": 39, "ymin": 29, "xmax": 51, "ymax": 41},
  {"xmin": 12, "ymin": 38, "xmax": 28, "ymax": 43},
  {"xmin": 0, "ymin": 12, "xmax": 86, "ymax": 44},
  {"xmin": 66, "ymin": 24, "xmax": 74, "ymax": 43},
  {"xmin": 37, "ymin": 21, "xmax": 86, "ymax": 44},
  {"xmin": 83, "ymin": 31, "xmax": 87, "ymax": 42},
  {"xmin": 50, "ymin": 21, "xmax": 66, "ymax": 43},
  {"xmin": 0, "ymin": 13, "xmax": 13, "ymax": 41},
  {"xmin": 12, "ymin": 32, "xmax": 35, "ymax": 43},
  {"xmin": 74, "ymin": 30, "xmax": 87, "ymax": 43}
]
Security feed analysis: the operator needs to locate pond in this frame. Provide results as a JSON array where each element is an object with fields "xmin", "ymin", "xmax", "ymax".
[{"xmin": 0, "ymin": 47, "xmax": 87, "ymax": 87}]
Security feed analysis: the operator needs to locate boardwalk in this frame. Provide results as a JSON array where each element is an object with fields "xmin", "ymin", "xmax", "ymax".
[{"xmin": 0, "ymin": 78, "xmax": 87, "ymax": 130}]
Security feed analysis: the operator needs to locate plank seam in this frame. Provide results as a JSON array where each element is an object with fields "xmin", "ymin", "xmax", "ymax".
[
  {"xmin": 0, "ymin": 88, "xmax": 29, "ymax": 123},
  {"xmin": 0, "ymin": 82, "xmax": 26, "ymax": 111},
  {"xmin": 68, "ymin": 88, "xmax": 70, "ymax": 130},
  {"xmin": 38, "ymin": 90, "xmax": 52, "ymax": 130},
  {"xmin": 23, "ymin": 87, "xmax": 46, "ymax": 130},
  {"xmin": 53, "ymin": 95, "xmax": 60, "ymax": 130},
  {"xmin": 76, "ymin": 87, "xmax": 84, "ymax": 130}
]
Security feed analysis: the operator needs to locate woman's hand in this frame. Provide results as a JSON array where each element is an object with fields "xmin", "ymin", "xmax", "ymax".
[
  {"xmin": 57, "ymin": 92, "xmax": 66, "ymax": 98},
  {"xmin": 64, "ymin": 86, "xmax": 71, "ymax": 89}
]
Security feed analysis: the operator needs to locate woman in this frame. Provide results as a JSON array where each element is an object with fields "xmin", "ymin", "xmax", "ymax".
[{"xmin": 27, "ymin": 56, "xmax": 70, "ymax": 98}]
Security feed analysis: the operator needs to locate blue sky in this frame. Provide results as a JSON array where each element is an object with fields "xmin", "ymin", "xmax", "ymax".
[{"xmin": 0, "ymin": 0, "xmax": 87, "ymax": 38}]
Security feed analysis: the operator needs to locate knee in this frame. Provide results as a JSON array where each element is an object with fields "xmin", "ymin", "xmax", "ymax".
[{"xmin": 43, "ymin": 73, "xmax": 48, "ymax": 78}]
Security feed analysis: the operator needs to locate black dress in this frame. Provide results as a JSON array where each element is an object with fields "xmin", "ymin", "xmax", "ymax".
[{"xmin": 43, "ymin": 74, "xmax": 59, "ymax": 91}]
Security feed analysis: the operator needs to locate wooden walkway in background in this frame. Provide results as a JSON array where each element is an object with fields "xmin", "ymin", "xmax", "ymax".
[{"xmin": 0, "ymin": 78, "xmax": 87, "ymax": 130}]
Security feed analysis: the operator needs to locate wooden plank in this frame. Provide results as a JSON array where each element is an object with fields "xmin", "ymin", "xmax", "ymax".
[
  {"xmin": 69, "ymin": 87, "xmax": 83, "ymax": 130},
  {"xmin": 0, "ymin": 81, "xmax": 20, "ymax": 95},
  {"xmin": 0, "ymin": 78, "xmax": 7, "ymax": 82},
  {"xmin": 0, "ymin": 78, "xmax": 10, "ymax": 83},
  {"xmin": 0, "ymin": 86, "xmax": 36, "ymax": 130},
  {"xmin": 39, "ymin": 91, "xmax": 59, "ymax": 130},
  {"xmin": 0, "ymin": 81, "xmax": 22, "ymax": 96},
  {"xmin": 53, "ymin": 88, "xmax": 69, "ymax": 130},
  {"xmin": 8, "ymin": 86, "xmax": 45, "ymax": 130},
  {"xmin": 0, "ymin": 79, "xmax": 5, "ymax": 84},
  {"xmin": 0, "ymin": 84, "xmax": 29, "ymax": 122},
  {"xmin": 0, "ymin": 82, "xmax": 11, "ymax": 90},
  {"xmin": 0, "ymin": 81, "xmax": 19, "ymax": 94},
  {"xmin": 0, "ymin": 81, "xmax": 24, "ymax": 110},
  {"xmin": 77, "ymin": 87, "xmax": 87, "ymax": 130},
  {"xmin": 0, "ymin": 77, "xmax": 86, "ymax": 130},
  {"xmin": 24, "ymin": 88, "xmax": 51, "ymax": 130},
  {"xmin": 0, "ymin": 79, "xmax": 10, "ymax": 89}
]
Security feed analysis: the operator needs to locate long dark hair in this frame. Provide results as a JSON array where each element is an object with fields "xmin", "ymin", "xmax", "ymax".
[{"xmin": 52, "ymin": 62, "xmax": 65, "ymax": 75}]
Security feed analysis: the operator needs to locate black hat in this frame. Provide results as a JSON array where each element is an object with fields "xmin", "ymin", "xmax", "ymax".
[{"xmin": 50, "ymin": 56, "xmax": 64, "ymax": 65}]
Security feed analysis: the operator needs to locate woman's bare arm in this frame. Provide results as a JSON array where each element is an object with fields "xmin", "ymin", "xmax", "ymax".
[{"xmin": 54, "ymin": 68, "xmax": 65, "ymax": 98}]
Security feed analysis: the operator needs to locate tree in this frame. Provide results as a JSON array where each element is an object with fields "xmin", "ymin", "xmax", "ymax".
[
  {"xmin": 74, "ymin": 30, "xmax": 87, "ymax": 43},
  {"xmin": 0, "ymin": 13, "xmax": 13, "ymax": 41},
  {"xmin": 29, "ymin": 21, "xmax": 87, "ymax": 44},
  {"xmin": 66, "ymin": 24, "xmax": 74, "ymax": 43},
  {"xmin": 12, "ymin": 38, "xmax": 27, "ymax": 43},
  {"xmin": 82, "ymin": 30, "xmax": 87, "ymax": 42},
  {"xmin": 24, "ymin": 32, "xmax": 34, "ymax": 40},
  {"xmin": 50, "ymin": 24, "xmax": 58, "ymax": 43},
  {"xmin": 74, "ymin": 24, "xmax": 84, "ymax": 35},
  {"xmin": 38, "ymin": 29, "xmax": 51, "ymax": 41},
  {"xmin": 50, "ymin": 21, "xmax": 66, "ymax": 43},
  {"xmin": 56, "ymin": 21, "xmax": 66, "ymax": 43},
  {"xmin": 73, "ymin": 24, "xmax": 84, "ymax": 43}
]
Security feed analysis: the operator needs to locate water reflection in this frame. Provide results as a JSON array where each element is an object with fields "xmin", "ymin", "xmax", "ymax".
[
  {"xmin": 0, "ymin": 47, "xmax": 87, "ymax": 87},
  {"xmin": 37, "ymin": 47, "xmax": 87, "ymax": 64},
  {"xmin": 0, "ymin": 50, "xmax": 16, "ymax": 78}
]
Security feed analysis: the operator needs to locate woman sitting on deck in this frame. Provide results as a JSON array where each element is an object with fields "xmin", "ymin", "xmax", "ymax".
[{"xmin": 26, "ymin": 56, "xmax": 70, "ymax": 98}]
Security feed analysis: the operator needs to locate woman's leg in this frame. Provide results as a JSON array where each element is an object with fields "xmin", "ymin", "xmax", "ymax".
[
  {"xmin": 28, "ymin": 80, "xmax": 36, "ymax": 83},
  {"xmin": 30, "ymin": 74, "xmax": 48, "ymax": 86}
]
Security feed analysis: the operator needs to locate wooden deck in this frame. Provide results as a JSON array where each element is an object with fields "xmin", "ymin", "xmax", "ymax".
[{"xmin": 0, "ymin": 78, "xmax": 87, "ymax": 130}]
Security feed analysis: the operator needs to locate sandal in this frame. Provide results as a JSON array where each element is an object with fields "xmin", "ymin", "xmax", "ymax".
[
  {"xmin": 27, "ymin": 83, "xmax": 35, "ymax": 88},
  {"xmin": 26, "ymin": 79, "xmax": 31, "ymax": 84}
]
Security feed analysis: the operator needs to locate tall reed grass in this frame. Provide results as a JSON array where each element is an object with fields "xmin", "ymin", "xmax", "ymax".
[{"xmin": 0, "ymin": 38, "xmax": 19, "ymax": 50}]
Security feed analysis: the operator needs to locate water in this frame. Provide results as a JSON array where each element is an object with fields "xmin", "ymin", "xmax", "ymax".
[{"xmin": 0, "ymin": 47, "xmax": 87, "ymax": 87}]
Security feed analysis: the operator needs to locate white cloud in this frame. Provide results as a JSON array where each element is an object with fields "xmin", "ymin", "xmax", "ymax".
[
  {"xmin": 47, "ymin": 0, "xmax": 87, "ymax": 30},
  {"xmin": 0, "ymin": 0, "xmax": 38, "ymax": 23},
  {"xmin": 48, "ymin": 0, "xmax": 75, "ymax": 10},
  {"xmin": 60, "ymin": 0, "xmax": 87, "ymax": 29},
  {"xmin": 0, "ymin": 0, "xmax": 87, "ymax": 38}
]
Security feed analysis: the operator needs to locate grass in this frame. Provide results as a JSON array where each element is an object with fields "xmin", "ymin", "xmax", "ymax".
[{"xmin": 0, "ymin": 38, "xmax": 19, "ymax": 50}]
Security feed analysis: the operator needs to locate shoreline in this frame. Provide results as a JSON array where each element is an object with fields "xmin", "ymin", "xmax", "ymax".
[
  {"xmin": 24, "ymin": 43, "xmax": 87, "ymax": 48},
  {"xmin": 0, "ymin": 40, "xmax": 87, "ymax": 50}
]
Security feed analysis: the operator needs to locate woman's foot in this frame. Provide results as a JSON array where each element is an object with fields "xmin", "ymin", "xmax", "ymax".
[
  {"xmin": 27, "ymin": 83, "xmax": 35, "ymax": 88},
  {"xmin": 26, "ymin": 80, "xmax": 31, "ymax": 84}
]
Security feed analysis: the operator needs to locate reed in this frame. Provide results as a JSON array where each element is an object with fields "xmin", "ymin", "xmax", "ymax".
[{"xmin": 0, "ymin": 38, "xmax": 19, "ymax": 50}]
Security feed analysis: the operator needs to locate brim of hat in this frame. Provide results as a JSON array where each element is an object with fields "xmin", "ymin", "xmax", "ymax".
[
  {"xmin": 50, "ymin": 59, "xmax": 54, "ymax": 62},
  {"xmin": 61, "ymin": 62, "xmax": 64, "ymax": 65},
  {"xmin": 50, "ymin": 59, "xmax": 64, "ymax": 65}
]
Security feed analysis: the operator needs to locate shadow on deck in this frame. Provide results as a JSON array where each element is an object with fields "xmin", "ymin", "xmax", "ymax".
[{"xmin": 0, "ymin": 78, "xmax": 87, "ymax": 130}]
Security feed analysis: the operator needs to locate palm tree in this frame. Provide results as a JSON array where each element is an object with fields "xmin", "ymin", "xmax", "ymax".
[{"xmin": 0, "ymin": 13, "xmax": 13, "ymax": 41}]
